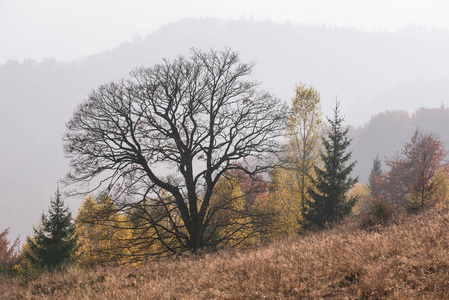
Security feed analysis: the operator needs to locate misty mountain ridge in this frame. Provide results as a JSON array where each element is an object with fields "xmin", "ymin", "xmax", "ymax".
[
  {"xmin": 2, "ymin": 17, "xmax": 449, "ymax": 241},
  {"xmin": 4, "ymin": 18, "xmax": 449, "ymax": 123}
]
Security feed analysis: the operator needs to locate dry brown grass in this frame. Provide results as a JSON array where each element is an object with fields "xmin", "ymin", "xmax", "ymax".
[{"xmin": 3, "ymin": 208, "xmax": 449, "ymax": 299}]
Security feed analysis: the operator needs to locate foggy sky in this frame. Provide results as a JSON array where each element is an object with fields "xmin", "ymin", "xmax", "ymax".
[{"xmin": 2, "ymin": 0, "xmax": 449, "ymax": 64}]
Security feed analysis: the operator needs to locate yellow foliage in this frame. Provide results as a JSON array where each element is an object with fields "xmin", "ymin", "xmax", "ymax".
[
  {"xmin": 431, "ymin": 169, "xmax": 449, "ymax": 209},
  {"xmin": 13, "ymin": 243, "xmax": 42, "ymax": 282},
  {"xmin": 405, "ymin": 168, "xmax": 449, "ymax": 211},
  {"xmin": 287, "ymin": 83, "xmax": 323, "ymax": 179},
  {"xmin": 259, "ymin": 83, "xmax": 323, "ymax": 237},
  {"xmin": 256, "ymin": 167, "xmax": 302, "ymax": 240},
  {"xmin": 75, "ymin": 195, "xmax": 134, "ymax": 266},
  {"xmin": 129, "ymin": 191, "xmax": 183, "ymax": 258},
  {"xmin": 349, "ymin": 183, "xmax": 372, "ymax": 215},
  {"xmin": 209, "ymin": 176, "xmax": 255, "ymax": 248}
]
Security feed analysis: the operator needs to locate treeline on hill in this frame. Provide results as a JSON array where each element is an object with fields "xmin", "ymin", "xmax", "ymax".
[
  {"xmin": 1, "ymin": 48, "xmax": 448, "ymax": 282},
  {"xmin": 350, "ymin": 106, "xmax": 449, "ymax": 183}
]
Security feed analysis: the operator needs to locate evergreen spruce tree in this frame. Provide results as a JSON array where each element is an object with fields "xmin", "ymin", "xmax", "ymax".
[
  {"xmin": 304, "ymin": 101, "xmax": 358, "ymax": 229},
  {"xmin": 368, "ymin": 154, "xmax": 383, "ymax": 196},
  {"xmin": 26, "ymin": 188, "xmax": 78, "ymax": 270}
]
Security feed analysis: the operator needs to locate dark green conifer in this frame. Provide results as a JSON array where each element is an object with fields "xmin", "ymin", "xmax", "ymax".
[
  {"xmin": 304, "ymin": 101, "xmax": 358, "ymax": 229},
  {"xmin": 26, "ymin": 188, "xmax": 77, "ymax": 270},
  {"xmin": 368, "ymin": 154, "xmax": 383, "ymax": 196}
]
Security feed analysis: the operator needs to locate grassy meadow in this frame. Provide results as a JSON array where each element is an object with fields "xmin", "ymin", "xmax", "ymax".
[{"xmin": 2, "ymin": 208, "xmax": 449, "ymax": 299}]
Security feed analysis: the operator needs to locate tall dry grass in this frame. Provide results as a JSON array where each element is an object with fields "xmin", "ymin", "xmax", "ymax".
[{"xmin": 2, "ymin": 208, "xmax": 449, "ymax": 299}]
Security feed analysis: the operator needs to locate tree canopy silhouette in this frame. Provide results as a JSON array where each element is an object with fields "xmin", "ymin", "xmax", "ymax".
[{"xmin": 63, "ymin": 48, "xmax": 287, "ymax": 254}]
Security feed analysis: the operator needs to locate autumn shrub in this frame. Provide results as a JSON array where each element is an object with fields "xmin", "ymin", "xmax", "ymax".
[
  {"xmin": 14, "ymin": 257, "xmax": 42, "ymax": 283},
  {"xmin": 0, "ymin": 228, "xmax": 19, "ymax": 277},
  {"xmin": 358, "ymin": 196, "xmax": 396, "ymax": 229}
]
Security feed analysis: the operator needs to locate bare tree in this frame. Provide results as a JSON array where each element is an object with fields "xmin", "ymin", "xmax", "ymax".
[{"xmin": 63, "ymin": 48, "xmax": 287, "ymax": 255}]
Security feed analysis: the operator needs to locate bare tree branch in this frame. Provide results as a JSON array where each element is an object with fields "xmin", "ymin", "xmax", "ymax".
[{"xmin": 64, "ymin": 48, "xmax": 287, "ymax": 254}]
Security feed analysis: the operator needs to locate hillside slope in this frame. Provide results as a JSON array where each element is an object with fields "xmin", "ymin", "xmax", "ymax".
[{"xmin": 3, "ymin": 208, "xmax": 449, "ymax": 299}]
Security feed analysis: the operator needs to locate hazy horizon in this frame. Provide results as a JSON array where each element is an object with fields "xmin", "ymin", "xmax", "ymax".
[{"xmin": 2, "ymin": 0, "xmax": 449, "ymax": 64}]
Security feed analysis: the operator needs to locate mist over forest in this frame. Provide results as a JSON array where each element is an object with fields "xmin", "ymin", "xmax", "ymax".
[{"xmin": 2, "ymin": 17, "xmax": 449, "ymax": 242}]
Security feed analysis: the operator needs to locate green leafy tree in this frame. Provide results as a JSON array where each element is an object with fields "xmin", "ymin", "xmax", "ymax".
[
  {"xmin": 25, "ymin": 188, "xmax": 78, "ymax": 271},
  {"xmin": 305, "ymin": 101, "xmax": 358, "ymax": 229}
]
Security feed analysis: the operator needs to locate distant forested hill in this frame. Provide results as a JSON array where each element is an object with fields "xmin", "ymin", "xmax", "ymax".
[
  {"xmin": 351, "ymin": 107, "xmax": 449, "ymax": 183},
  {"xmin": 2, "ymin": 18, "xmax": 449, "ymax": 241}
]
